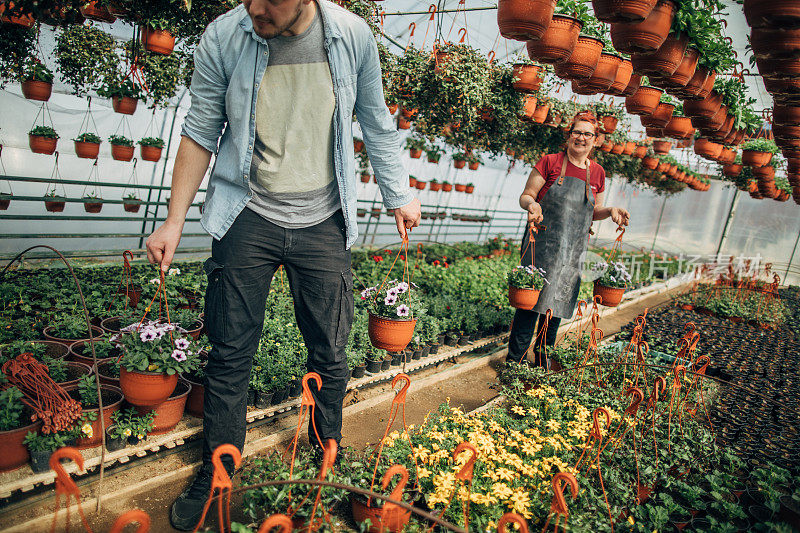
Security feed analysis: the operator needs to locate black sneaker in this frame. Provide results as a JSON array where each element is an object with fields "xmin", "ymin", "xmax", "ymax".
[{"xmin": 169, "ymin": 467, "xmax": 213, "ymax": 531}]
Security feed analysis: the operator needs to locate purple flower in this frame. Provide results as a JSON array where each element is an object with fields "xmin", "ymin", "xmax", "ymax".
[
  {"xmin": 140, "ymin": 328, "xmax": 157, "ymax": 342},
  {"xmin": 171, "ymin": 349, "xmax": 187, "ymax": 362},
  {"xmin": 396, "ymin": 282, "xmax": 409, "ymax": 293},
  {"xmin": 175, "ymin": 338, "xmax": 190, "ymax": 350},
  {"xmin": 396, "ymin": 304, "xmax": 410, "ymax": 317},
  {"xmin": 384, "ymin": 294, "xmax": 397, "ymax": 306},
  {"xmin": 387, "ymin": 288, "xmax": 399, "ymax": 298}
]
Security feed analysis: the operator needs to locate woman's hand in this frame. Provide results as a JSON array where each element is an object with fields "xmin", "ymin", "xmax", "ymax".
[
  {"xmin": 527, "ymin": 201, "xmax": 544, "ymax": 224},
  {"xmin": 610, "ymin": 207, "xmax": 630, "ymax": 226}
]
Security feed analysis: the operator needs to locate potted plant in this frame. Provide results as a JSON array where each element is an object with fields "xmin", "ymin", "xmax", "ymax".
[
  {"xmin": 467, "ymin": 153, "xmax": 482, "ymax": 170},
  {"xmin": 141, "ymin": 18, "xmax": 177, "ymax": 56},
  {"xmin": 74, "ymin": 132, "xmax": 101, "ymax": 159},
  {"xmin": 592, "ymin": 261, "xmax": 631, "ymax": 306},
  {"xmin": 19, "ymin": 57, "xmax": 54, "ymax": 101},
  {"xmin": 353, "ymin": 136, "xmax": 365, "ymax": 153},
  {"xmin": 65, "ymin": 374, "xmax": 123, "ymax": 449},
  {"xmin": 112, "ymin": 320, "xmax": 201, "ymax": 407},
  {"xmin": 97, "ymin": 74, "xmax": 142, "ymax": 115},
  {"xmin": 452, "ymin": 151, "xmax": 467, "ymax": 169},
  {"xmin": 0, "ymin": 386, "xmax": 42, "ymax": 472},
  {"xmin": 465, "ymin": 183, "xmax": 475, "ymax": 193},
  {"xmin": 79, "ymin": 0, "xmax": 116, "ymax": 22},
  {"xmin": 442, "ymin": 180, "xmax": 453, "ymax": 192},
  {"xmin": 109, "ymin": 134, "xmax": 135, "ymax": 161},
  {"xmin": 122, "ymin": 192, "xmax": 142, "ymax": 213},
  {"xmin": 508, "ymin": 264, "xmax": 547, "ymax": 310},
  {"xmin": 53, "ymin": 24, "xmax": 117, "ymax": 97},
  {"xmin": 741, "ymin": 138, "xmax": 778, "ymax": 168},
  {"xmin": 498, "ymin": 0, "xmax": 556, "ymax": 41},
  {"xmin": 429, "ymin": 178, "xmax": 442, "ymax": 192},
  {"xmin": 23, "ymin": 430, "xmax": 73, "ymax": 472},
  {"xmin": 81, "ymin": 191, "xmax": 102, "ymax": 213},
  {"xmin": 455, "ymin": 182, "xmax": 467, "ymax": 192},
  {"xmin": 426, "ymin": 146, "xmax": 442, "ymax": 164},
  {"xmin": 139, "ymin": 137, "xmax": 164, "ymax": 161},
  {"xmin": 44, "ymin": 188, "xmax": 66, "ymax": 212},
  {"xmin": 111, "ymin": 407, "xmax": 155, "ymax": 446},
  {"xmin": 29, "ymin": 126, "xmax": 59, "ymax": 155},
  {"xmin": 361, "ymin": 280, "xmax": 420, "ymax": 352},
  {"xmin": 404, "ymin": 136, "xmax": 425, "ymax": 159}
]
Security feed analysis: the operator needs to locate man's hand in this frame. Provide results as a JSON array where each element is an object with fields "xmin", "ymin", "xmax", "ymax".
[
  {"xmin": 393, "ymin": 198, "xmax": 421, "ymax": 239},
  {"xmin": 610, "ymin": 207, "xmax": 630, "ymax": 226},
  {"xmin": 527, "ymin": 201, "xmax": 543, "ymax": 224},
  {"xmin": 146, "ymin": 220, "xmax": 184, "ymax": 272}
]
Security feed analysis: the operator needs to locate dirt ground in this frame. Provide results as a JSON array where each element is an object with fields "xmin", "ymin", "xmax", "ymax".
[{"xmin": 1, "ymin": 285, "xmax": 681, "ymax": 532}]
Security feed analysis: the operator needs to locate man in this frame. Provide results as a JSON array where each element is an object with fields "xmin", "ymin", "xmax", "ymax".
[{"xmin": 145, "ymin": 0, "xmax": 420, "ymax": 529}]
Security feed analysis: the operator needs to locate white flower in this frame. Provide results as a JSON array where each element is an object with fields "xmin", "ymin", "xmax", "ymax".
[
  {"xmin": 149, "ymin": 277, "xmax": 161, "ymax": 285},
  {"xmin": 175, "ymin": 338, "xmax": 190, "ymax": 350},
  {"xmin": 396, "ymin": 282, "xmax": 409, "ymax": 293},
  {"xmin": 385, "ymin": 294, "xmax": 398, "ymax": 306},
  {"xmin": 387, "ymin": 288, "xmax": 400, "ymax": 298},
  {"xmin": 168, "ymin": 267, "xmax": 181, "ymax": 276},
  {"xmin": 396, "ymin": 304, "xmax": 410, "ymax": 317}
]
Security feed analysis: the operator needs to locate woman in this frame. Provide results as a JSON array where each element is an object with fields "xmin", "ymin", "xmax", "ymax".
[{"xmin": 508, "ymin": 112, "xmax": 630, "ymax": 367}]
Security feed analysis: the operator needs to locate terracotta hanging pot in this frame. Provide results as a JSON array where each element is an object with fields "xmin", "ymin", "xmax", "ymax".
[
  {"xmin": 532, "ymin": 102, "xmax": 550, "ymax": 123},
  {"xmin": 110, "ymin": 144, "xmax": 134, "ymax": 161},
  {"xmin": 75, "ymin": 140, "xmax": 100, "ymax": 159},
  {"xmin": 611, "ymin": 143, "xmax": 625, "ymax": 154},
  {"xmin": 666, "ymin": 164, "xmax": 679, "ymax": 177},
  {"xmin": 757, "ymin": 179, "xmax": 778, "ymax": 198},
  {"xmin": 744, "ymin": 0, "xmax": 800, "ymax": 30},
  {"xmin": 642, "ymin": 156, "xmax": 659, "ymax": 169},
  {"xmin": 621, "ymin": 72, "xmax": 643, "ymax": 96},
  {"xmin": 498, "ymin": 0, "xmax": 557, "ymax": 41},
  {"xmin": 29, "ymin": 135, "xmax": 58, "ymax": 155},
  {"xmin": 592, "ymin": 0, "xmax": 658, "ymax": 22},
  {"xmin": 657, "ymin": 162, "xmax": 669, "ymax": 173},
  {"xmin": 141, "ymin": 145, "xmax": 163, "ymax": 162},
  {"xmin": 21, "ymin": 80, "xmax": 53, "ymax": 102},
  {"xmin": 583, "ymin": 53, "xmax": 622, "ymax": 92},
  {"xmin": 512, "ymin": 63, "xmax": 544, "ymax": 93},
  {"xmin": 662, "ymin": 46, "xmax": 700, "ymax": 88},
  {"xmin": 683, "ymin": 91, "xmax": 723, "ymax": 119},
  {"xmin": 774, "ymin": 104, "xmax": 800, "ymax": 126},
  {"xmin": 645, "ymin": 127, "xmax": 664, "ymax": 137},
  {"xmin": 663, "ymin": 115, "xmax": 693, "ymax": 138},
  {"xmin": 753, "ymin": 165, "xmax": 776, "ymax": 179},
  {"xmin": 692, "ymin": 105, "xmax": 728, "ymax": 132},
  {"xmin": 633, "ymin": 144, "xmax": 648, "ymax": 158},
  {"xmin": 593, "ymin": 283, "xmax": 625, "ymax": 306},
  {"xmin": 681, "ymin": 66, "xmax": 710, "ymax": 99},
  {"xmin": 571, "ymin": 78, "xmax": 598, "ymax": 95},
  {"xmin": 600, "ymin": 115, "xmax": 619, "ymax": 134},
  {"xmin": 368, "ymin": 313, "xmax": 417, "ymax": 352},
  {"xmin": 622, "ymin": 141, "xmax": 636, "ymax": 155},
  {"xmin": 600, "ymin": 141, "xmax": 614, "ymax": 152},
  {"xmin": 625, "ymin": 85, "xmax": 663, "ymax": 115},
  {"xmin": 710, "ymin": 115, "xmax": 735, "ymax": 141},
  {"xmin": 695, "ymin": 70, "xmax": 716, "ymax": 100},
  {"xmin": 526, "ymin": 15, "xmax": 582, "ymax": 64},
  {"xmin": 508, "ymin": 286, "xmax": 541, "ymax": 309},
  {"xmin": 694, "ymin": 137, "xmax": 723, "ymax": 159},
  {"xmin": 764, "ymin": 77, "xmax": 800, "ymax": 100},
  {"xmin": 756, "ymin": 56, "xmax": 800, "ymax": 80},
  {"xmin": 112, "ymin": 96, "xmax": 138, "ymax": 115},
  {"xmin": 789, "ymin": 172, "xmax": 800, "ymax": 185},
  {"xmin": 79, "ymin": 0, "xmax": 116, "ymax": 22},
  {"xmin": 521, "ymin": 95, "xmax": 538, "ymax": 121},
  {"xmin": 717, "ymin": 146, "xmax": 736, "ymax": 164},
  {"xmin": 555, "ymin": 35, "xmax": 604, "ymax": 79},
  {"xmin": 606, "ymin": 58, "xmax": 634, "ymax": 95},
  {"xmin": 653, "ymin": 139, "xmax": 672, "ymax": 154},
  {"xmin": 788, "ymin": 159, "xmax": 800, "ymax": 174},
  {"xmin": 751, "ymin": 27, "xmax": 800, "ymax": 60},
  {"xmin": 630, "ymin": 33, "xmax": 688, "ymax": 76},
  {"xmin": 722, "ymin": 163, "xmax": 742, "ymax": 177},
  {"xmin": 640, "ymin": 102, "xmax": 675, "ymax": 128},
  {"xmin": 0, "ymin": 3, "xmax": 35, "ymax": 27},
  {"xmin": 141, "ymin": 27, "xmax": 175, "ymax": 55},
  {"xmin": 741, "ymin": 149, "xmax": 774, "ymax": 167},
  {"xmin": 609, "ymin": 0, "xmax": 676, "ymax": 54}
]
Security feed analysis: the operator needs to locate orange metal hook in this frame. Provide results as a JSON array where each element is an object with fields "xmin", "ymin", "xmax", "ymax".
[{"xmin": 110, "ymin": 510, "xmax": 151, "ymax": 533}]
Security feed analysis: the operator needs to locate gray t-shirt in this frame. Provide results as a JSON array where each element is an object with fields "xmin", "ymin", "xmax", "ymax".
[{"xmin": 246, "ymin": 8, "xmax": 341, "ymax": 228}]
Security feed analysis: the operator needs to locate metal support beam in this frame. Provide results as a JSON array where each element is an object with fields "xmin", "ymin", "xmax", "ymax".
[
  {"xmin": 715, "ymin": 188, "xmax": 740, "ymax": 256},
  {"xmin": 650, "ymin": 195, "xmax": 668, "ymax": 252}
]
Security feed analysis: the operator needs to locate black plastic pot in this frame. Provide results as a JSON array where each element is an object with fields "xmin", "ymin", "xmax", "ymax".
[
  {"xmin": 288, "ymin": 379, "xmax": 303, "ymax": 398},
  {"xmin": 412, "ymin": 349, "xmax": 422, "ymax": 360},
  {"xmin": 436, "ymin": 334, "xmax": 446, "ymax": 344},
  {"xmin": 351, "ymin": 364, "xmax": 366, "ymax": 379},
  {"xmin": 457, "ymin": 335, "xmax": 470, "ymax": 346},
  {"xmin": 421, "ymin": 346, "xmax": 430, "ymax": 357},
  {"xmin": 365, "ymin": 359, "xmax": 382, "ymax": 373},
  {"xmin": 380, "ymin": 358, "xmax": 391, "ymax": 371},
  {"xmin": 429, "ymin": 343, "xmax": 440, "ymax": 355},
  {"xmin": 105, "ymin": 426, "xmax": 127, "ymax": 452},
  {"xmin": 29, "ymin": 448, "xmax": 54, "ymax": 473},
  {"xmin": 255, "ymin": 391, "xmax": 274, "ymax": 409},
  {"xmin": 445, "ymin": 334, "xmax": 458, "ymax": 347},
  {"xmin": 271, "ymin": 386, "xmax": 289, "ymax": 406},
  {"xmin": 247, "ymin": 389, "xmax": 256, "ymax": 407},
  {"xmin": 390, "ymin": 352, "xmax": 402, "ymax": 366}
]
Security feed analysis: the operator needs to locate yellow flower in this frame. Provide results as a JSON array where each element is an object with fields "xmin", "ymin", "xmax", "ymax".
[
  {"xmin": 509, "ymin": 489, "xmax": 532, "ymax": 519},
  {"xmin": 418, "ymin": 467, "xmax": 432, "ymax": 479},
  {"xmin": 546, "ymin": 420, "xmax": 561, "ymax": 432},
  {"xmin": 491, "ymin": 482, "xmax": 513, "ymax": 500},
  {"xmin": 470, "ymin": 492, "xmax": 498, "ymax": 505},
  {"xmin": 81, "ymin": 423, "xmax": 93, "ymax": 438},
  {"xmin": 123, "ymin": 428, "xmax": 132, "ymax": 437},
  {"xmin": 511, "ymin": 405, "xmax": 526, "ymax": 416},
  {"xmin": 496, "ymin": 468, "xmax": 515, "ymax": 482}
]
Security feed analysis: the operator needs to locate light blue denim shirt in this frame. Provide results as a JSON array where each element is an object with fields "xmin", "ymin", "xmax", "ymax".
[{"xmin": 181, "ymin": 0, "xmax": 412, "ymax": 248}]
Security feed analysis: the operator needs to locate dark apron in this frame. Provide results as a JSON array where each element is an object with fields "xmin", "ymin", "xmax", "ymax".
[{"xmin": 521, "ymin": 156, "xmax": 595, "ymax": 319}]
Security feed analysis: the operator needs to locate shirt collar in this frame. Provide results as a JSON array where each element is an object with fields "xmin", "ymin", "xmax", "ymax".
[{"xmin": 238, "ymin": 0, "xmax": 342, "ymax": 44}]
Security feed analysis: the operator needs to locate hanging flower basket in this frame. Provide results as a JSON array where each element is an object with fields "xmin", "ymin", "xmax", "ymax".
[
  {"xmin": 642, "ymin": 156, "xmax": 659, "ymax": 169},
  {"xmin": 752, "ymin": 165, "xmax": 776, "ymax": 179},
  {"xmin": 453, "ymin": 158, "xmax": 467, "ymax": 169},
  {"xmin": 525, "ymin": 14, "xmax": 582, "ymax": 64},
  {"xmin": 368, "ymin": 314, "xmax": 416, "ymax": 352},
  {"xmin": 511, "ymin": 64, "xmax": 543, "ymax": 93},
  {"xmin": 662, "ymin": 46, "xmax": 700, "ymax": 88},
  {"xmin": 0, "ymin": 3, "xmax": 35, "ymax": 27},
  {"xmin": 468, "ymin": 161, "xmax": 480, "ymax": 170},
  {"xmin": 141, "ymin": 26, "xmax": 175, "ymax": 56},
  {"xmin": 744, "ymin": 0, "xmax": 800, "ymax": 28},
  {"xmin": 409, "ymin": 148, "xmax": 422, "ymax": 159},
  {"xmin": 532, "ymin": 102, "xmax": 550, "ymax": 123},
  {"xmin": 497, "ymin": 0, "xmax": 557, "ymax": 41},
  {"xmin": 0, "ymin": 194, "xmax": 10, "ymax": 210},
  {"xmin": 681, "ymin": 67, "xmax": 711, "ymax": 99},
  {"xmin": 75, "ymin": 140, "xmax": 101, "ymax": 159},
  {"xmin": 741, "ymin": 149, "xmax": 773, "ymax": 167},
  {"xmin": 415, "ymin": 180, "xmax": 427, "ymax": 190},
  {"xmin": 633, "ymin": 144, "xmax": 648, "ymax": 158},
  {"xmin": 21, "ymin": 80, "xmax": 53, "ymax": 102},
  {"xmin": 606, "ymin": 58, "xmax": 634, "ymax": 95},
  {"xmin": 593, "ymin": 283, "xmax": 625, "ymax": 306},
  {"xmin": 84, "ymin": 197, "xmax": 103, "ymax": 213},
  {"xmin": 363, "ymin": 277, "xmax": 419, "ymax": 352},
  {"xmin": 641, "ymin": 102, "xmax": 675, "ymax": 128},
  {"xmin": 465, "ymin": 185, "xmax": 475, "ymax": 193},
  {"xmin": 600, "ymin": 115, "xmax": 619, "ymax": 134},
  {"xmin": 556, "ymin": 35, "xmax": 604, "ymax": 80},
  {"xmin": 29, "ymin": 129, "xmax": 58, "ymax": 155},
  {"xmin": 609, "ymin": 0, "xmax": 676, "ymax": 54},
  {"xmin": 583, "ymin": 53, "xmax": 622, "ymax": 92},
  {"xmin": 140, "ymin": 141, "xmax": 163, "ymax": 162},
  {"xmin": 521, "ymin": 94, "xmax": 538, "ymax": 121},
  {"xmin": 112, "ymin": 96, "xmax": 138, "ymax": 115},
  {"xmin": 44, "ymin": 196, "xmax": 66, "ymax": 212},
  {"xmin": 111, "ymin": 143, "xmax": 135, "ymax": 162},
  {"xmin": 683, "ymin": 92, "xmax": 723, "ymax": 120},
  {"xmin": 453, "ymin": 183, "xmax": 465, "ymax": 192},
  {"xmin": 429, "ymin": 181, "xmax": 442, "ymax": 191},
  {"xmin": 79, "ymin": 0, "xmax": 116, "ymax": 22},
  {"xmin": 398, "ymin": 117, "xmax": 411, "ymax": 129},
  {"xmin": 442, "ymin": 182, "xmax": 453, "ymax": 192},
  {"xmin": 694, "ymin": 138, "xmax": 723, "ymax": 159},
  {"xmin": 592, "ymin": 0, "xmax": 658, "ymax": 22},
  {"xmin": 663, "ymin": 116, "xmax": 693, "ymax": 139}
]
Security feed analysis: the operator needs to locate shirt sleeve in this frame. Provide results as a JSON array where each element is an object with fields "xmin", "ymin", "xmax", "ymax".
[
  {"xmin": 180, "ymin": 22, "xmax": 228, "ymax": 154},
  {"xmin": 354, "ymin": 31, "xmax": 413, "ymax": 210},
  {"xmin": 534, "ymin": 154, "xmax": 553, "ymax": 179},
  {"xmin": 596, "ymin": 164, "xmax": 606, "ymax": 194}
]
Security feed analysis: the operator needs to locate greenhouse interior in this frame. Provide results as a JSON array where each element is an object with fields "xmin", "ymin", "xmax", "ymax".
[{"xmin": 1, "ymin": 0, "xmax": 800, "ymax": 531}]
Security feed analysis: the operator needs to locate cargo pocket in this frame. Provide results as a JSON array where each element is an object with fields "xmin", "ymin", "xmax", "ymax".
[
  {"xmin": 203, "ymin": 257, "xmax": 226, "ymax": 342},
  {"xmin": 335, "ymin": 269, "xmax": 355, "ymax": 355}
]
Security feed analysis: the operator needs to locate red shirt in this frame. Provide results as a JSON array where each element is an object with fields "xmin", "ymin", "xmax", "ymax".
[{"xmin": 534, "ymin": 152, "xmax": 606, "ymax": 202}]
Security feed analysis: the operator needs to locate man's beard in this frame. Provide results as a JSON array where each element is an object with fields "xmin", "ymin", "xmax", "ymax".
[{"xmin": 252, "ymin": 3, "xmax": 305, "ymax": 39}]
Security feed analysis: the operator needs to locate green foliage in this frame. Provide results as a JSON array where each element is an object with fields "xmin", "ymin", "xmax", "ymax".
[
  {"xmin": 77, "ymin": 374, "xmax": 99, "ymax": 407},
  {"xmin": 125, "ymin": 40, "xmax": 183, "ymax": 108},
  {"xmin": 0, "ymin": 387, "xmax": 24, "ymax": 431},
  {"xmin": 138, "ymin": 136, "xmax": 165, "ymax": 148},
  {"xmin": 29, "ymin": 126, "xmax": 59, "ymax": 139},
  {"xmin": 96, "ymin": 69, "xmax": 143, "ymax": 100},
  {"xmin": 110, "ymin": 407, "xmax": 155, "ymax": 440},
  {"xmin": 23, "ymin": 430, "xmax": 72, "ymax": 452},
  {"xmin": 742, "ymin": 138, "xmax": 779, "ymax": 154},
  {"xmin": 20, "ymin": 57, "xmax": 54, "ymax": 83},
  {"xmin": 0, "ymin": 24, "xmax": 37, "ymax": 88},
  {"xmin": 114, "ymin": 320, "xmax": 201, "ymax": 375},
  {"xmin": 54, "ymin": 24, "xmax": 118, "ymax": 96},
  {"xmin": 672, "ymin": 0, "xmax": 736, "ymax": 72},
  {"xmin": 109, "ymin": 134, "xmax": 134, "ymax": 147},
  {"xmin": 507, "ymin": 265, "xmax": 547, "ymax": 290},
  {"xmin": 74, "ymin": 132, "xmax": 102, "ymax": 144}
]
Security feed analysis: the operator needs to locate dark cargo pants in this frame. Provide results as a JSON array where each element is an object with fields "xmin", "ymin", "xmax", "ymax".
[
  {"xmin": 507, "ymin": 310, "xmax": 561, "ymax": 365},
  {"xmin": 201, "ymin": 208, "xmax": 353, "ymax": 471}
]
